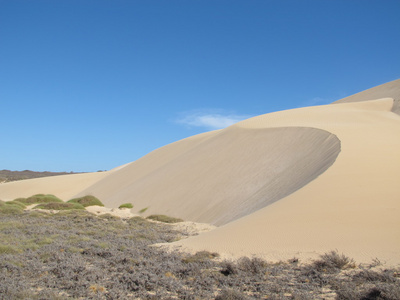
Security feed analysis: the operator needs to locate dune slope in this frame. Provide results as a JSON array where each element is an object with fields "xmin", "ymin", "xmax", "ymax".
[
  {"xmin": 172, "ymin": 98, "xmax": 400, "ymax": 265},
  {"xmin": 74, "ymin": 126, "xmax": 340, "ymax": 225}
]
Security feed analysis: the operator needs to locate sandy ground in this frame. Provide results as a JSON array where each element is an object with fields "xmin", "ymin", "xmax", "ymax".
[{"xmin": 1, "ymin": 79, "xmax": 399, "ymax": 266}]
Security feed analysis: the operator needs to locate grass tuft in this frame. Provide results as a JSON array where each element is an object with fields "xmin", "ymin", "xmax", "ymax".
[
  {"xmin": 17, "ymin": 194, "xmax": 63, "ymax": 205},
  {"xmin": 146, "ymin": 214, "xmax": 183, "ymax": 223},
  {"xmin": 0, "ymin": 244, "xmax": 22, "ymax": 255},
  {"xmin": 119, "ymin": 203, "xmax": 133, "ymax": 209},
  {"xmin": 34, "ymin": 202, "xmax": 85, "ymax": 210},
  {"xmin": 138, "ymin": 207, "xmax": 148, "ymax": 213},
  {"xmin": 67, "ymin": 195, "xmax": 104, "ymax": 207}
]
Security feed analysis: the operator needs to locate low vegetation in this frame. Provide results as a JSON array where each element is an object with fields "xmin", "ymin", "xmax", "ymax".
[
  {"xmin": 0, "ymin": 208, "xmax": 399, "ymax": 299},
  {"xmin": 67, "ymin": 195, "xmax": 104, "ymax": 207},
  {"xmin": 147, "ymin": 214, "xmax": 184, "ymax": 223},
  {"xmin": 34, "ymin": 202, "xmax": 85, "ymax": 210},
  {"xmin": 138, "ymin": 207, "xmax": 148, "ymax": 213},
  {"xmin": 0, "ymin": 200, "xmax": 25, "ymax": 214},
  {"xmin": 15, "ymin": 194, "xmax": 63, "ymax": 205},
  {"xmin": 118, "ymin": 203, "xmax": 133, "ymax": 209},
  {"xmin": 0, "ymin": 169, "xmax": 80, "ymax": 183}
]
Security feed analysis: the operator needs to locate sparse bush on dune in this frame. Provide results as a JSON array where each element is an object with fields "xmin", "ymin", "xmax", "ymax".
[
  {"xmin": 119, "ymin": 203, "xmax": 133, "ymax": 209},
  {"xmin": 146, "ymin": 214, "xmax": 183, "ymax": 223},
  {"xmin": 34, "ymin": 202, "xmax": 85, "ymax": 210},
  {"xmin": 16, "ymin": 194, "xmax": 63, "ymax": 205},
  {"xmin": 182, "ymin": 251, "xmax": 219, "ymax": 263},
  {"xmin": 67, "ymin": 195, "xmax": 104, "ymax": 207},
  {"xmin": 311, "ymin": 250, "xmax": 356, "ymax": 273}
]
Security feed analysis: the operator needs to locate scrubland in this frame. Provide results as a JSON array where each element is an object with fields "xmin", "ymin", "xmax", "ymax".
[{"xmin": 0, "ymin": 204, "xmax": 399, "ymax": 299}]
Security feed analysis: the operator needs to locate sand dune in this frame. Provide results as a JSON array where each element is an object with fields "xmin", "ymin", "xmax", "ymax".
[
  {"xmin": 333, "ymin": 78, "xmax": 400, "ymax": 114},
  {"xmin": 72, "ymin": 126, "xmax": 340, "ymax": 226},
  {"xmin": 1, "ymin": 79, "xmax": 399, "ymax": 265},
  {"xmin": 171, "ymin": 97, "xmax": 400, "ymax": 265},
  {"xmin": 0, "ymin": 171, "xmax": 110, "ymax": 201}
]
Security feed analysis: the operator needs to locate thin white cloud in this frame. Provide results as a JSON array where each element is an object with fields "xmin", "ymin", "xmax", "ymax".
[
  {"xmin": 302, "ymin": 97, "xmax": 332, "ymax": 107},
  {"xmin": 175, "ymin": 111, "xmax": 252, "ymax": 130}
]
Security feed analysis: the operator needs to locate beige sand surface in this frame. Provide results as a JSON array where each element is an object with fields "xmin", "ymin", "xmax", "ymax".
[
  {"xmin": 333, "ymin": 78, "xmax": 400, "ymax": 114},
  {"xmin": 0, "ymin": 171, "xmax": 110, "ymax": 201},
  {"xmin": 171, "ymin": 98, "xmax": 400, "ymax": 265},
  {"xmin": 72, "ymin": 126, "xmax": 340, "ymax": 226}
]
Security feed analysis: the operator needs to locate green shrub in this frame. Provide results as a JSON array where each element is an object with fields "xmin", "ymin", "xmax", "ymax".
[
  {"xmin": 119, "ymin": 203, "xmax": 133, "ymax": 209},
  {"xmin": 67, "ymin": 195, "xmax": 104, "ymax": 207},
  {"xmin": 146, "ymin": 214, "xmax": 183, "ymax": 223},
  {"xmin": 34, "ymin": 202, "xmax": 85, "ymax": 210},
  {"xmin": 138, "ymin": 207, "xmax": 148, "ymax": 213},
  {"xmin": 13, "ymin": 197, "xmax": 27, "ymax": 204},
  {"xmin": 0, "ymin": 204, "xmax": 23, "ymax": 214},
  {"xmin": 17, "ymin": 194, "xmax": 63, "ymax": 204},
  {"xmin": 6, "ymin": 200, "xmax": 26, "ymax": 209}
]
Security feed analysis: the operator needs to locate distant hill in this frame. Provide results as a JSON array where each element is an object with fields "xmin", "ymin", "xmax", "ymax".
[{"xmin": 0, "ymin": 170, "xmax": 84, "ymax": 183}]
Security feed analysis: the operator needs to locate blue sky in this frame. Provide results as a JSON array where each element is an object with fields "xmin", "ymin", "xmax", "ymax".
[{"xmin": 1, "ymin": 0, "xmax": 399, "ymax": 172}]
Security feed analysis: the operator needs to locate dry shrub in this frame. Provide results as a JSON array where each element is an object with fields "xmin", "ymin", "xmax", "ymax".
[
  {"xmin": 182, "ymin": 251, "xmax": 219, "ymax": 263},
  {"xmin": 312, "ymin": 250, "xmax": 355, "ymax": 273}
]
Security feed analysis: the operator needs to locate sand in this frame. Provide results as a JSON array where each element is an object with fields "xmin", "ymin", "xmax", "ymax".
[
  {"xmin": 170, "ymin": 97, "xmax": 400, "ymax": 265},
  {"xmin": 1, "ymin": 79, "xmax": 399, "ymax": 266}
]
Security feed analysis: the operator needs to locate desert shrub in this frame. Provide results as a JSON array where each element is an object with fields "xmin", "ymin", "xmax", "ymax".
[
  {"xmin": 220, "ymin": 261, "xmax": 238, "ymax": 276},
  {"xmin": 182, "ymin": 251, "xmax": 219, "ymax": 264},
  {"xmin": 216, "ymin": 289, "xmax": 250, "ymax": 300},
  {"xmin": 119, "ymin": 203, "xmax": 133, "ymax": 209},
  {"xmin": 67, "ymin": 195, "xmax": 104, "ymax": 207},
  {"xmin": 34, "ymin": 202, "xmax": 85, "ymax": 210},
  {"xmin": 17, "ymin": 194, "xmax": 63, "ymax": 204},
  {"xmin": 311, "ymin": 250, "xmax": 355, "ymax": 273},
  {"xmin": 0, "ymin": 200, "xmax": 4, "ymax": 206},
  {"xmin": 127, "ymin": 216, "xmax": 151, "ymax": 226},
  {"xmin": 98, "ymin": 213, "xmax": 120, "ymax": 221},
  {"xmin": 146, "ymin": 214, "xmax": 183, "ymax": 223},
  {"xmin": 237, "ymin": 257, "xmax": 267, "ymax": 274}
]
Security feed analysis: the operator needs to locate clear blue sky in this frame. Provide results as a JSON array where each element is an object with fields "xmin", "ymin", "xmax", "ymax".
[{"xmin": 1, "ymin": 0, "xmax": 399, "ymax": 172}]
